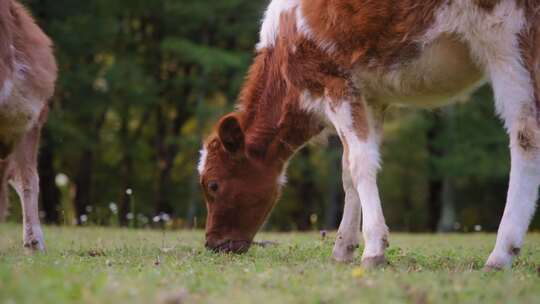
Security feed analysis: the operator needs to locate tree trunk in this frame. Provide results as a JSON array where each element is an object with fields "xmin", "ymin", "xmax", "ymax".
[
  {"xmin": 324, "ymin": 136, "xmax": 344, "ymax": 230},
  {"xmin": 118, "ymin": 104, "xmax": 134, "ymax": 226},
  {"xmin": 437, "ymin": 177, "xmax": 456, "ymax": 232},
  {"xmin": 437, "ymin": 108, "xmax": 456, "ymax": 232},
  {"xmin": 153, "ymin": 106, "xmax": 174, "ymax": 215},
  {"xmin": 72, "ymin": 105, "xmax": 106, "ymax": 225},
  {"xmin": 426, "ymin": 109, "xmax": 457, "ymax": 232},
  {"xmin": 38, "ymin": 128, "xmax": 61, "ymax": 224},
  {"xmin": 74, "ymin": 149, "xmax": 93, "ymax": 224},
  {"xmin": 427, "ymin": 177, "xmax": 443, "ymax": 232},
  {"xmin": 293, "ymin": 148, "xmax": 317, "ymax": 231},
  {"xmin": 154, "ymin": 99, "xmax": 190, "ymax": 216},
  {"xmin": 154, "ymin": 161, "xmax": 174, "ymax": 215},
  {"xmin": 426, "ymin": 113, "xmax": 444, "ymax": 232}
]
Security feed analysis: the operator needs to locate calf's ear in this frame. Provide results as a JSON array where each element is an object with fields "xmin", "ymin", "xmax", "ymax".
[{"xmin": 218, "ymin": 114, "xmax": 245, "ymax": 155}]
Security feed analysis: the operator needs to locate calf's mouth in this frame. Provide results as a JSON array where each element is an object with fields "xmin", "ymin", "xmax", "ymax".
[{"xmin": 205, "ymin": 239, "xmax": 252, "ymax": 254}]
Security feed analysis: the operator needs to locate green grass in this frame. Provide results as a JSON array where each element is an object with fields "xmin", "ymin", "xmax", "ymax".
[{"xmin": 1, "ymin": 224, "xmax": 540, "ymax": 304}]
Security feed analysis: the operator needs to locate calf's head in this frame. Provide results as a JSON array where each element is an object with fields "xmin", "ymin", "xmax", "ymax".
[{"xmin": 199, "ymin": 114, "xmax": 284, "ymax": 253}]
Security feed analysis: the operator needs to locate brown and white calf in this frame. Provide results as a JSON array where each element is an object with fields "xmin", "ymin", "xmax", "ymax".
[
  {"xmin": 199, "ymin": 0, "xmax": 540, "ymax": 269},
  {"xmin": 0, "ymin": 0, "xmax": 57, "ymax": 252}
]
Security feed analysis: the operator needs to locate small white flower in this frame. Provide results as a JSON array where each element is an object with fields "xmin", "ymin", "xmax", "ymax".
[
  {"xmin": 126, "ymin": 213, "xmax": 134, "ymax": 220},
  {"xmin": 160, "ymin": 213, "xmax": 171, "ymax": 222},
  {"xmin": 109, "ymin": 202, "xmax": 118, "ymax": 214},
  {"xmin": 153, "ymin": 216, "xmax": 161, "ymax": 223},
  {"xmin": 80, "ymin": 214, "xmax": 88, "ymax": 223},
  {"xmin": 55, "ymin": 173, "xmax": 69, "ymax": 187},
  {"xmin": 125, "ymin": 188, "xmax": 133, "ymax": 195},
  {"xmin": 474, "ymin": 225, "xmax": 482, "ymax": 232}
]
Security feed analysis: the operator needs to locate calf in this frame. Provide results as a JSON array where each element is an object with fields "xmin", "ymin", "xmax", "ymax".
[
  {"xmin": 0, "ymin": 0, "xmax": 57, "ymax": 252},
  {"xmin": 199, "ymin": 0, "xmax": 540, "ymax": 270}
]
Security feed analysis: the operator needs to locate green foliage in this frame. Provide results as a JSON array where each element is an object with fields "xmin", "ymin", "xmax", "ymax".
[{"xmin": 11, "ymin": 0, "xmax": 539, "ymax": 231}]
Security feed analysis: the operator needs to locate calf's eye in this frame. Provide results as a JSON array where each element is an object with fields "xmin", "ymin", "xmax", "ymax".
[{"xmin": 208, "ymin": 181, "xmax": 219, "ymax": 193}]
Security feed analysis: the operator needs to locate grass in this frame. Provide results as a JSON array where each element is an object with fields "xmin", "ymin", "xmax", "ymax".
[{"xmin": 1, "ymin": 224, "xmax": 540, "ymax": 304}]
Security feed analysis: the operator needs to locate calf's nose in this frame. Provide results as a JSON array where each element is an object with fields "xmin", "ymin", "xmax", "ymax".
[{"xmin": 205, "ymin": 239, "xmax": 251, "ymax": 254}]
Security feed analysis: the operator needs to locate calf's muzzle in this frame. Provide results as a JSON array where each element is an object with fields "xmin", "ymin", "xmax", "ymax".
[{"xmin": 205, "ymin": 239, "xmax": 252, "ymax": 254}]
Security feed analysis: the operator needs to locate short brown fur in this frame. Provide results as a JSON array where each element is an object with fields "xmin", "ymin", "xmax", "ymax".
[
  {"xmin": 474, "ymin": 0, "xmax": 503, "ymax": 12},
  {"xmin": 0, "ymin": 0, "xmax": 57, "ymax": 251},
  {"xmin": 301, "ymin": 0, "xmax": 445, "ymax": 68},
  {"xmin": 518, "ymin": 1, "xmax": 540, "ymax": 120}
]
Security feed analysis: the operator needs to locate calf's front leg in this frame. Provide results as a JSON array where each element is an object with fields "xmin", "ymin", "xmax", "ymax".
[{"xmin": 326, "ymin": 100, "xmax": 389, "ymax": 267}]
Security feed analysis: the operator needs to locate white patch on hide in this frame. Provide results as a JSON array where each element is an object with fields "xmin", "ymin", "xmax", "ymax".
[
  {"xmin": 257, "ymin": 0, "xmax": 299, "ymax": 50},
  {"xmin": 197, "ymin": 147, "xmax": 208, "ymax": 175}
]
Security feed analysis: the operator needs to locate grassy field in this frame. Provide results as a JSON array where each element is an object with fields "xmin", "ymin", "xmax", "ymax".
[{"xmin": 1, "ymin": 224, "xmax": 540, "ymax": 304}]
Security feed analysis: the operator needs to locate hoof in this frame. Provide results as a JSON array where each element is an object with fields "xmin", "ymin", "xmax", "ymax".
[
  {"xmin": 483, "ymin": 260, "xmax": 507, "ymax": 272},
  {"xmin": 332, "ymin": 243, "xmax": 359, "ymax": 263},
  {"xmin": 485, "ymin": 252, "xmax": 511, "ymax": 271},
  {"xmin": 483, "ymin": 264, "xmax": 504, "ymax": 272},
  {"xmin": 23, "ymin": 239, "xmax": 45, "ymax": 253},
  {"xmin": 361, "ymin": 255, "xmax": 387, "ymax": 269},
  {"xmin": 332, "ymin": 253, "xmax": 355, "ymax": 263}
]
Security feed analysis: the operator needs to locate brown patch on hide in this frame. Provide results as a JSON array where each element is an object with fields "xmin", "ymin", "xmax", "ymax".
[
  {"xmin": 0, "ymin": 1, "xmax": 56, "ymax": 153},
  {"xmin": 9, "ymin": 2, "xmax": 57, "ymax": 100},
  {"xmin": 0, "ymin": 1, "xmax": 56, "ymax": 158},
  {"xmin": 279, "ymin": 10, "xmax": 351, "ymax": 102},
  {"xmin": 351, "ymin": 102, "xmax": 369, "ymax": 140},
  {"xmin": 300, "ymin": 0, "xmax": 445, "ymax": 68},
  {"xmin": 517, "ymin": 129, "xmax": 536, "ymax": 152},
  {"xmin": 474, "ymin": 0, "xmax": 502, "ymax": 12},
  {"xmin": 346, "ymin": 244, "xmax": 359, "ymax": 252},
  {"xmin": 516, "ymin": 106, "xmax": 540, "ymax": 154},
  {"xmin": 518, "ymin": 2, "xmax": 540, "ymax": 119},
  {"xmin": 0, "ymin": 0, "xmax": 14, "ymax": 85},
  {"xmin": 382, "ymin": 237, "xmax": 390, "ymax": 249},
  {"xmin": 510, "ymin": 246, "xmax": 521, "ymax": 256}
]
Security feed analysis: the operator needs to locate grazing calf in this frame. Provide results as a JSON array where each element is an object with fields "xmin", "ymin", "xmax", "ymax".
[
  {"xmin": 199, "ymin": 0, "xmax": 540, "ymax": 269},
  {"xmin": 0, "ymin": 0, "xmax": 57, "ymax": 252}
]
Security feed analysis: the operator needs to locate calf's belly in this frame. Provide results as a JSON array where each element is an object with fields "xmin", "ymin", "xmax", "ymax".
[
  {"xmin": 356, "ymin": 35, "xmax": 486, "ymax": 108},
  {"xmin": 0, "ymin": 80, "xmax": 43, "ymax": 157}
]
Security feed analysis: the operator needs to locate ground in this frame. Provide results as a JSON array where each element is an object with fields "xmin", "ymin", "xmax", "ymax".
[{"xmin": 1, "ymin": 224, "xmax": 540, "ymax": 303}]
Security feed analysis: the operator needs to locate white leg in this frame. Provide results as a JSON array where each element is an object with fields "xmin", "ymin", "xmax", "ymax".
[
  {"xmin": 484, "ymin": 53, "xmax": 540, "ymax": 269},
  {"xmin": 332, "ymin": 155, "xmax": 361, "ymax": 262},
  {"xmin": 10, "ymin": 125, "xmax": 45, "ymax": 252},
  {"xmin": 325, "ymin": 100, "xmax": 389, "ymax": 267},
  {"xmin": 486, "ymin": 138, "xmax": 540, "ymax": 269},
  {"xmin": 485, "ymin": 105, "xmax": 540, "ymax": 268}
]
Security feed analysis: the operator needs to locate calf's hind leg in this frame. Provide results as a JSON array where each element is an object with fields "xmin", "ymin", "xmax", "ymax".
[
  {"xmin": 0, "ymin": 160, "xmax": 10, "ymax": 221},
  {"xmin": 332, "ymin": 153, "xmax": 361, "ymax": 263},
  {"xmin": 484, "ymin": 48, "xmax": 540, "ymax": 269},
  {"xmin": 10, "ymin": 123, "xmax": 45, "ymax": 252},
  {"xmin": 486, "ymin": 104, "xmax": 540, "ymax": 269}
]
